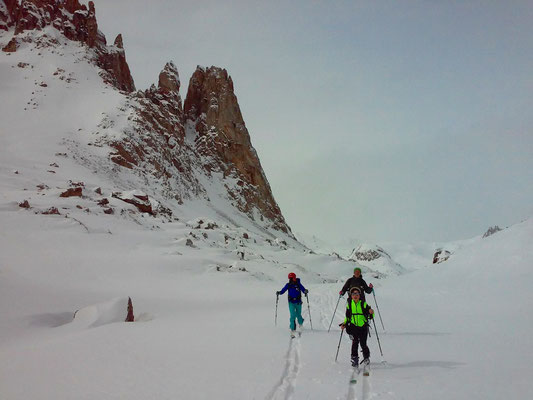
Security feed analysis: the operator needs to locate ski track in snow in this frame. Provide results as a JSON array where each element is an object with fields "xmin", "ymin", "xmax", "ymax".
[
  {"xmin": 346, "ymin": 367, "xmax": 361, "ymax": 400},
  {"xmin": 266, "ymin": 336, "xmax": 302, "ymax": 400},
  {"xmin": 346, "ymin": 365, "xmax": 372, "ymax": 400},
  {"xmin": 362, "ymin": 373, "xmax": 371, "ymax": 400}
]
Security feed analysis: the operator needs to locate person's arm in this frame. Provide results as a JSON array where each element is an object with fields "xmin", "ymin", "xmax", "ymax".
[
  {"xmin": 362, "ymin": 279, "xmax": 372, "ymax": 294},
  {"xmin": 299, "ymin": 281, "xmax": 308, "ymax": 294},
  {"xmin": 340, "ymin": 278, "xmax": 351, "ymax": 295},
  {"xmin": 363, "ymin": 303, "xmax": 374, "ymax": 318},
  {"xmin": 342, "ymin": 302, "xmax": 350, "ymax": 325},
  {"xmin": 278, "ymin": 283, "xmax": 288, "ymax": 295}
]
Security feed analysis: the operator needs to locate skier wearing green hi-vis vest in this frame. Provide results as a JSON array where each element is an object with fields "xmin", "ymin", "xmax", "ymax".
[{"xmin": 340, "ymin": 286, "xmax": 374, "ymax": 367}]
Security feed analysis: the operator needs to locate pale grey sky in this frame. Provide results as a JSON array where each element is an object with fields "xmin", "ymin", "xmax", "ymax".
[{"xmin": 94, "ymin": 0, "xmax": 533, "ymax": 243}]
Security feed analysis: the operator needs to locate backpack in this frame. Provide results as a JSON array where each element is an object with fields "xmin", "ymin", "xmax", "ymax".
[{"xmin": 287, "ymin": 280, "xmax": 302, "ymax": 302}]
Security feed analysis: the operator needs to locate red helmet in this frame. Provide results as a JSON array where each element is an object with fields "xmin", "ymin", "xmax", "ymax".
[{"xmin": 288, "ymin": 272, "xmax": 296, "ymax": 279}]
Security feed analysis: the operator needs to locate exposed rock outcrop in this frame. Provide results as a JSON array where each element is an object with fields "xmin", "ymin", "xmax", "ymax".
[
  {"xmin": 483, "ymin": 226, "xmax": 502, "ymax": 238},
  {"xmin": 1, "ymin": 0, "xmax": 134, "ymax": 92},
  {"xmin": 433, "ymin": 249, "xmax": 451, "ymax": 264},
  {"xmin": 60, "ymin": 187, "xmax": 82, "ymax": 197},
  {"xmin": 112, "ymin": 191, "xmax": 153, "ymax": 215},
  {"xmin": 18, "ymin": 200, "xmax": 30, "ymax": 208},
  {"xmin": 126, "ymin": 297, "xmax": 134, "ymax": 322}
]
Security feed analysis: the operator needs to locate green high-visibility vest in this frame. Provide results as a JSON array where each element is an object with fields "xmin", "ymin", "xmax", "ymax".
[{"xmin": 344, "ymin": 300, "xmax": 368, "ymax": 327}]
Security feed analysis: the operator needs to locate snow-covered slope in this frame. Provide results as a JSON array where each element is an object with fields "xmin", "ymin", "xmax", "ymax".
[{"xmin": 1, "ymin": 193, "xmax": 532, "ymax": 400}]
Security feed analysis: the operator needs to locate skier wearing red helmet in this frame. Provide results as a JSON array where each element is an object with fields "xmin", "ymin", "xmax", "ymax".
[{"xmin": 277, "ymin": 272, "xmax": 308, "ymax": 337}]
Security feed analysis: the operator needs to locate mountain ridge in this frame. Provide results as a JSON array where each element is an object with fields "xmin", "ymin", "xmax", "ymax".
[{"xmin": 0, "ymin": 0, "xmax": 292, "ymax": 238}]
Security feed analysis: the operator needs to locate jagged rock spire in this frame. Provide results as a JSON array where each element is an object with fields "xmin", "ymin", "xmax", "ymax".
[
  {"xmin": 184, "ymin": 66, "xmax": 292, "ymax": 234},
  {"xmin": 158, "ymin": 61, "xmax": 180, "ymax": 94}
]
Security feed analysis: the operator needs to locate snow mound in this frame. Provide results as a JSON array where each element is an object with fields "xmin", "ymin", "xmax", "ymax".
[{"xmin": 71, "ymin": 297, "xmax": 133, "ymax": 329}]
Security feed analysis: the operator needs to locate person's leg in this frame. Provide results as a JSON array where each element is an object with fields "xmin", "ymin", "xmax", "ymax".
[
  {"xmin": 360, "ymin": 325, "xmax": 370, "ymax": 360},
  {"xmin": 347, "ymin": 325, "xmax": 359, "ymax": 362},
  {"xmin": 295, "ymin": 302, "xmax": 304, "ymax": 326},
  {"xmin": 288, "ymin": 302, "xmax": 297, "ymax": 331}
]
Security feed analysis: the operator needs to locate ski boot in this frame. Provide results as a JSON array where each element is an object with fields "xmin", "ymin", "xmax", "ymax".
[{"xmin": 351, "ymin": 356, "xmax": 359, "ymax": 367}]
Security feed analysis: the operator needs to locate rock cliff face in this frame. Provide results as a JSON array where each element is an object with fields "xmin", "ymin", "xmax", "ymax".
[
  {"xmin": 1, "ymin": 0, "xmax": 134, "ymax": 92},
  {"xmin": 184, "ymin": 66, "xmax": 290, "ymax": 234},
  {"xmin": 109, "ymin": 61, "xmax": 205, "ymax": 206}
]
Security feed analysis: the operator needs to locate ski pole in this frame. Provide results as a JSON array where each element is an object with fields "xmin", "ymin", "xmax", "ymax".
[
  {"xmin": 305, "ymin": 293, "xmax": 313, "ymax": 330},
  {"xmin": 372, "ymin": 289, "xmax": 385, "ymax": 331},
  {"xmin": 328, "ymin": 294, "xmax": 342, "ymax": 332},
  {"xmin": 275, "ymin": 293, "xmax": 279, "ymax": 326},
  {"xmin": 371, "ymin": 317, "xmax": 384, "ymax": 357},
  {"xmin": 335, "ymin": 328, "xmax": 344, "ymax": 362}
]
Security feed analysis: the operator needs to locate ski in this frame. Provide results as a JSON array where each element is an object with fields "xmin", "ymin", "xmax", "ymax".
[
  {"xmin": 349, "ymin": 365, "xmax": 362, "ymax": 384},
  {"xmin": 362, "ymin": 362, "xmax": 370, "ymax": 376},
  {"xmin": 349, "ymin": 369, "xmax": 360, "ymax": 384}
]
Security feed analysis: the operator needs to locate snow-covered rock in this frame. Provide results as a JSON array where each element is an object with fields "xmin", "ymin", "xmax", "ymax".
[
  {"xmin": 71, "ymin": 297, "xmax": 134, "ymax": 329},
  {"xmin": 348, "ymin": 243, "xmax": 405, "ymax": 276},
  {"xmin": 433, "ymin": 248, "xmax": 452, "ymax": 264},
  {"xmin": 483, "ymin": 225, "xmax": 502, "ymax": 238}
]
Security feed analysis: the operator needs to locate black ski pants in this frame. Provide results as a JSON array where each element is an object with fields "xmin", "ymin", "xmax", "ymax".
[{"xmin": 346, "ymin": 324, "xmax": 370, "ymax": 360}]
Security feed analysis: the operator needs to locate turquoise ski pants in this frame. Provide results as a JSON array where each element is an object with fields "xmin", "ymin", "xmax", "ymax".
[{"xmin": 288, "ymin": 302, "xmax": 304, "ymax": 331}]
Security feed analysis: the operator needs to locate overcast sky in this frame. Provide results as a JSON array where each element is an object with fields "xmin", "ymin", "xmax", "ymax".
[{"xmin": 93, "ymin": 0, "xmax": 533, "ymax": 244}]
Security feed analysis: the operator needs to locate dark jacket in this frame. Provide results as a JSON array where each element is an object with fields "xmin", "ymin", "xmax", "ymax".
[
  {"xmin": 340, "ymin": 276, "xmax": 372, "ymax": 301},
  {"xmin": 279, "ymin": 278, "xmax": 307, "ymax": 304}
]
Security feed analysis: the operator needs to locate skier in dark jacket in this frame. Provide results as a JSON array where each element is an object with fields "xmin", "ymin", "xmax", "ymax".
[
  {"xmin": 340, "ymin": 287, "xmax": 374, "ymax": 367},
  {"xmin": 339, "ymin": 267, "xmax": 373, "ymax": 302},
  {"xmin": 277, "ymin": 272, "xmax": 308, "ymax": 337}
]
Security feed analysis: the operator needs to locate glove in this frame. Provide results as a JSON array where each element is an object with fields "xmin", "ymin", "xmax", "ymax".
[
  {"xmin": 339, "ymin": 290, "xmax": 343, "ymax": 295},
  {"xmin": 276, "ymin": 291, "xmax": 280, "ymax": 295},
  {"xmin": 304, "ymin": 289, "xmax": 309, "ymax": 294},
  {"xmin": 369, "ymin": 283, "xmax": 373, "ymax": 289}
]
